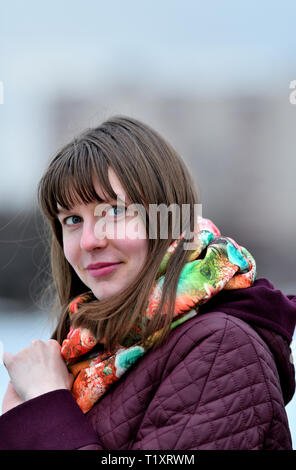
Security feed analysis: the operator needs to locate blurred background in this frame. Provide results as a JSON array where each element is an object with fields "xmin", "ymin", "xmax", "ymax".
[{"xmin": 0, "ymin": 0, "xmax": 295, "ymax": 446}]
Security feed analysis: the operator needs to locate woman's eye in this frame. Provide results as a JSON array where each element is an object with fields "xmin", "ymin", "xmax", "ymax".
[
  {"xmin": 62, "ymin": 206, "xmax": 126, "ymax": 226},
  {"xmin": 107, "ymin": 205, "xmax": 126, "ymax": 218},
  {"xmin": 63, "ymin": 215, "xmax": 82, "ymax": 226}
]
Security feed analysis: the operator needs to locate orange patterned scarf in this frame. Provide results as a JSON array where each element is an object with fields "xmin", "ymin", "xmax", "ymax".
[{"xmin": 61, "ymin": 217, "xmax": 256, "ymax": 413}]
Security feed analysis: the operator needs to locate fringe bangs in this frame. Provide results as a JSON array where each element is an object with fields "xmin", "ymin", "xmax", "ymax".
[{"xmin": 38, "ymin": 140, "xmax": 120, "ymax": 220}]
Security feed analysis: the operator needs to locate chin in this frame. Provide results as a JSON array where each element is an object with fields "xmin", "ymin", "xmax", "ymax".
[{"xmin": 90, "ymin": 287, "xmax": 114, "ymax": 301}]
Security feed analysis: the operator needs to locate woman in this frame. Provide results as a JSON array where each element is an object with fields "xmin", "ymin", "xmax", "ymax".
[{"xmin": 0, "ymin": 116, "xmax": 295, "ymax": 450}]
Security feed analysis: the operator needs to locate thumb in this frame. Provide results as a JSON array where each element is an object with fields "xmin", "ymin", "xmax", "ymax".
[{"xmin": 6, "ymin": 380, "xmax": 21, "ymax": 397}]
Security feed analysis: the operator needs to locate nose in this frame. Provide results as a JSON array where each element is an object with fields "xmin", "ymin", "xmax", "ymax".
[{"xmin": 80, "ymin": 219, "xmax": 108, "ymax": 251}]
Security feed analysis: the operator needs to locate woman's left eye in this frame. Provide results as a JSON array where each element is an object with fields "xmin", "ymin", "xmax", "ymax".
[{"xmin": 63, "ymin": 215, "xmax": 82, "ymax": 226}]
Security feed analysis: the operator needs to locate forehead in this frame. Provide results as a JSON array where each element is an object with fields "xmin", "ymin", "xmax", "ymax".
[{"xmin": 94, "ymin": 167, "xmax": 126, "ymax": 201}]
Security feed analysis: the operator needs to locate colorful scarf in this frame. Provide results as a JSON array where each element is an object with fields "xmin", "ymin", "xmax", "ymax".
[{"xmin": 61, "ymin": 217, "xmax": 256, "ymax": 413}]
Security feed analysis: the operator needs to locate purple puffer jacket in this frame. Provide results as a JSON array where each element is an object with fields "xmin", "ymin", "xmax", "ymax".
[{"xmin": 0, "ymin": 278, "xmax": 295, "ymax": 450}]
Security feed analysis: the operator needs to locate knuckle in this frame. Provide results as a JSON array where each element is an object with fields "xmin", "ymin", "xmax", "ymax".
[
  {"xmin": 47, "ymin": 339, "xmax": 61, "ymax": 350},
  {"xmin": 31, "ymin": 339, "xmax": 42, "ymax": 346}
]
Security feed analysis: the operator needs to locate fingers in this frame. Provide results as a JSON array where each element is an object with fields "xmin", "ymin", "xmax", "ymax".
[
  {"xmin": 2, "ymin": 338, "xmax": 72, "ymax": 402},
  {"xmin": 30, "ymin": 339, "xmax": 60, "ymax": 349},
  {"xmin": 2, "ymin": 339, "xmax": 62, "ymax": 371}
]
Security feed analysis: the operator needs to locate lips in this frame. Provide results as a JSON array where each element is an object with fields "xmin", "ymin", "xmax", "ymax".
[
  {"xmin": 86, "ymin": 262, "xmax": 123, "ymax": 278},
  {"xmin": 87, "ymin": 262, "xmax": 122, "ymax": 270}
]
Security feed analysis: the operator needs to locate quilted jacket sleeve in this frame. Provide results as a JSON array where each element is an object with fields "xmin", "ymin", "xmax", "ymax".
[
  {"xmin": 131, "ymin": 313, "xmax": 292, "ymax": 450},
  {"xmin": 0, "ymin": 389, "xmax": 102, "ymax": 450}
]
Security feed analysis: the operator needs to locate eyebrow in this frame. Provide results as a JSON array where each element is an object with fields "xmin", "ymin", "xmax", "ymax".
[
  {"xmin": 56, "ymin": 208, "xmax": 69, "ymax": 216},
  {"xmin": 56, "ymin": 195, "xmax": 128, "ymax": 216}
]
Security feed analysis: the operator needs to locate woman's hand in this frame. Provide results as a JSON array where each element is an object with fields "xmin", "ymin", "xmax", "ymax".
[
  {"xmin": 3, "ymin": 339, "xmax": 74, "ymax": 402},
  {"xmin": 2, "ymin": 381, "xmax": 24, "ymax": 414}
]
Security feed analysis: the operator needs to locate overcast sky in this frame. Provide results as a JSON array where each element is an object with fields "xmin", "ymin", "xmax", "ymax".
[
  {"xmin": 1, "ymin": 0, "xmax": 296, "ymax": 208},
  {"xmin": 2, "ymin": 0, "xmax": 296, "ymax": 93}
]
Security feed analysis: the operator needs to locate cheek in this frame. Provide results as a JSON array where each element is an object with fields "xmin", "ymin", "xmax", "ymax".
[
  {"xmin": 62, "ymin": 237, "xmax": 77, "ymax": 265},
  {"xmin": 123, "ymin": 218, "xmax": 148, "ymax": 265},
  {"xmin": 118, "ymin": 237, "xmax": 148, "ymax": 264}
]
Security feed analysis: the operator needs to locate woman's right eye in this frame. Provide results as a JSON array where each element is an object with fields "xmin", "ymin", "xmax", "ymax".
[{"xmin": 63, "ymin": 215, "xmax": 82, "ymax": 226}]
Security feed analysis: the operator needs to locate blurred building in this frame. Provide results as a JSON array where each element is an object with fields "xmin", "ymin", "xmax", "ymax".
[{"xmin": 0, "ymin": 86, "xmax": 295, "ymax": 308}]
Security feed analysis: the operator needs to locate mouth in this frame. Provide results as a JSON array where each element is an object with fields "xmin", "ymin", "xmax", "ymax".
[{"xmin": 86, "ymin": 262, "xmax": 123, "ymax": 278}]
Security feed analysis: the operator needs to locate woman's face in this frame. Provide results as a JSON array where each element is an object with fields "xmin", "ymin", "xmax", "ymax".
[{"xmin": 57, "ymin": 168, "xmax": 149, "ymax": 300}]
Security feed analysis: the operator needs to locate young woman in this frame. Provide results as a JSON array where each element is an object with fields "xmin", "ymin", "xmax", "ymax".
[{"xmin": 0, "ymin": 116, "xmax": 295, "ymax": 450}]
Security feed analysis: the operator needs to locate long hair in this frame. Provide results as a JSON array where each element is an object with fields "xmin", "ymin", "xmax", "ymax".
[{"xmin": 37, "ymin": 115, "xmax": 200, "ymax": 352}]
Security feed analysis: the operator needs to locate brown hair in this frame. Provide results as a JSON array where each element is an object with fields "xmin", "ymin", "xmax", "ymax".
[{"xmin": 37, "ymin": 115, "xmax": 200, "ymax": 352}]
